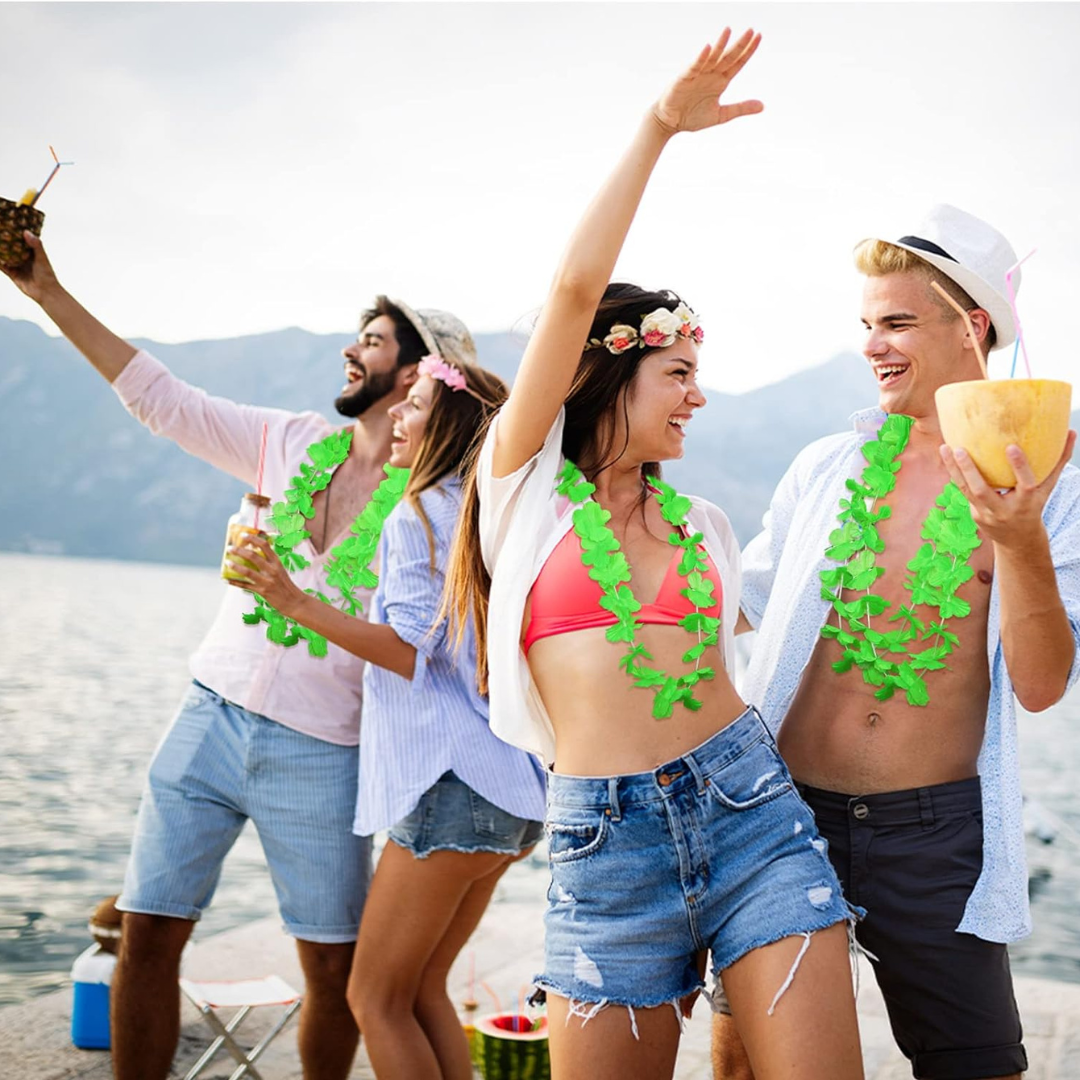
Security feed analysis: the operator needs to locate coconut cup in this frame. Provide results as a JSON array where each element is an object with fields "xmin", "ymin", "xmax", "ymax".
[
  {"xmin": 935, "ymin": 379, "xmax": 1073, "ymax": 488},
  {"xmin": 0, "ymin": 197, "xmax": 44, "ymax": 269}
]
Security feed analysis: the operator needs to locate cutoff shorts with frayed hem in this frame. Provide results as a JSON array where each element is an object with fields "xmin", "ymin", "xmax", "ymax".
[
  {"xmin": 387, "ymin": 770, "xmax": 545, "ymax": 860},
  {"xmin": 118, "ymin": 680, "xmax": 372, "ymax": 944},
  {"xmin": 536, "ymin": 707, "xmax": 858, "ymax": 1012}
]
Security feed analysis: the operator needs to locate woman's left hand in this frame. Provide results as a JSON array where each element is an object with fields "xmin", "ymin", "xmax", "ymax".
[{"xmin": 225, "ymin": 533, "xmax": 306, "ymax": 613}]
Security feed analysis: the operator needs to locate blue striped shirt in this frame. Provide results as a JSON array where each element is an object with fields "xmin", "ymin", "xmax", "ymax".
[
  {"xmin": 740, "ymin": 407, "xmax": 1080, "ymax": 943},
  {"xmin": 354, "ymin": 477, "xmax": 548, "ymax": 836}
]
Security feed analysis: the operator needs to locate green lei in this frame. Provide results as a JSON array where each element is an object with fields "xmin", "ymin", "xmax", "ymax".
[
  {"xmin": 820, "ymin": 413, "xmax": 980, "ymax": 706},
  {"xmin": 241, "ymin": 430, "xmax": 410, "ymax": 655},
  {"xmin": 556, "ymin": 461, "xmax": 721, "ymax": 719}
]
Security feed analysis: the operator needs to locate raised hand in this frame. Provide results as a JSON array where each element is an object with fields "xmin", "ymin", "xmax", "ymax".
[
  {"xmin": 1, "ymin": 230, "xmax": 61, "ymax": 304},
  {"xmin": 653, "ymin": 28, "xmax": 764, "ymax": 135}
]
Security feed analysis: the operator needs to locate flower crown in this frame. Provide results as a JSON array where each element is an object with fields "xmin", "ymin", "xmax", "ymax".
[
  {"xmin": 588, "ymin": 302, "xmax": 703, "ymax": 356},
  {"xmin": 417, "ymin": 353, "xmax": 468, "ymax": 392}
]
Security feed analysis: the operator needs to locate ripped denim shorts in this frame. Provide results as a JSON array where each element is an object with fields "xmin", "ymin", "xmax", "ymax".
[
  {"xmin": 388, "ymin": 770, "xmax": 544, "ymax": 860},
  {"xmin": 536, "ymin": 706, "xmax": 857, "ymax": 1014}
]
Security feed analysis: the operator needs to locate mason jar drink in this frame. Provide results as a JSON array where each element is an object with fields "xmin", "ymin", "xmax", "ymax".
[{"xmin": 221, "ymin": 493, "xmax": 272, "ymax": 581}]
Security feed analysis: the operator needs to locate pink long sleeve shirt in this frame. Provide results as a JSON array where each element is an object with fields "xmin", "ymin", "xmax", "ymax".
[{"xmin": 113, "ymin": 350, "xmax": 374, "ymax": 746}]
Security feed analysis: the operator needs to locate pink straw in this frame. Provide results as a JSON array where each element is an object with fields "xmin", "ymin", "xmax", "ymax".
[
  {"xmin": 254, "ymin": 422, "xmax": 268, "ymax": 530},
  {"xmin": 480, "ymin": 981, "xmax": 502, "ymax": 1012},
  {"xmin": 1005, "ymin": 248, "xmax": 1036, "ymax": 379}
]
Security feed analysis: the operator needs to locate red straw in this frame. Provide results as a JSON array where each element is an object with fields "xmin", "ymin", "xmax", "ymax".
[{"xmin": 254, "ymin": 422, "xmax": 269, "ymax": 530}]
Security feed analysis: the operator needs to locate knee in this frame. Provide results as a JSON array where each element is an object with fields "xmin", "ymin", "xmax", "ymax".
[
  {"xmin": 117, "ymin": 913, "xmax": 192, "ymax": 970},
  {"xmin": 346, "ymin": 966, "xmax": 417, "ymax": 1030},
  {"xmin": 296, "ymin": 940, "xmax": 355, "ymax": 998}
]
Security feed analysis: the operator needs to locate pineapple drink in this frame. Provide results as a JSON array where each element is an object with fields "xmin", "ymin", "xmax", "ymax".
[
  {"xmin": 221, "ymin": 493, "xmax": 272, "ymax": 582},
  {"xmin": 0, "ymin": 189, "xmax": 44, "ymax": 269}
]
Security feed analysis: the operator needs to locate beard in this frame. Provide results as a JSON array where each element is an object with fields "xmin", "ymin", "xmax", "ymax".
[{"xmin": 334, "ymin": 366, "xmax": 400, "ymax": 418}]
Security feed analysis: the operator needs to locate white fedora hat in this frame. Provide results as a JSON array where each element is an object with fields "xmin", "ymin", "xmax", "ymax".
[{"xmin": 866, "ymin": 204, "xmax": 1019, "ymax": 351}]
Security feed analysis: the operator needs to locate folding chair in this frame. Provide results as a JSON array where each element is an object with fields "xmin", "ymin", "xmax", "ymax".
[{"xmin": 179, "ymin": 974, "xmax": 302, "ymax": 1080}]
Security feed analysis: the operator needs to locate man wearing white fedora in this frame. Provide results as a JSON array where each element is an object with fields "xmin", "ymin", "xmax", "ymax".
[
  {"xmin": 3, "ymin": 232, "xmax": 477, "ymax": 1080},
  {"xmin": 712, "ymin": 205, "xmax": 1080, "ymax": 1079}
]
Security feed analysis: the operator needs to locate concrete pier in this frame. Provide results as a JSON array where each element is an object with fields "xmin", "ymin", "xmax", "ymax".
[{"xmin": 3, "ymin": 862, "xmax": 1078, "ymax": 1078}]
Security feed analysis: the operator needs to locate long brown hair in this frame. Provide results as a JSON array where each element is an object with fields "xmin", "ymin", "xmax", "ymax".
[
  {"xmin": 408, "ymin": 362, "xmax": 508, "ymax": 569},
  {"xmin": 444, "ymin": 282, "xmax": 692, "ymax": 693}
]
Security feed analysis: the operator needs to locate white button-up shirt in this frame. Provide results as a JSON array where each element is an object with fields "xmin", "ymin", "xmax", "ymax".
[{"xmin": 740, "ymin": 406, "xmax": 1080, "ymax": 943}]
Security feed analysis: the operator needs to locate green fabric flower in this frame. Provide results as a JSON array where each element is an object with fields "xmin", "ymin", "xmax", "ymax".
[{"xmin": 819, "ymin": 414, "xmax": 980, "ymax": 706}]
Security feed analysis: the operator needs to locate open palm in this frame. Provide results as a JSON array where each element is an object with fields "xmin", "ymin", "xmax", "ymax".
[{"xmin": 654, "ymin": 28, "xmax": 763, "ymax": 134}]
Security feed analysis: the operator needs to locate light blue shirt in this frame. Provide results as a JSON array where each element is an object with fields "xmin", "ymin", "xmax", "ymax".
[
  {"xmin": 740, "ymin": 407, "xmax": 1080, "ymax": 944},
  {"xmin": 354, "ymin": 478, "xmax": 547, "ymax": 836}
]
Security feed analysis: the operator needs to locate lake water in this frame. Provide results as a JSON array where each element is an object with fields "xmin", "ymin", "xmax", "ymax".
[{"xmin": 1, "ymin": 551, "xmax": 1078, "ymax": 1007}]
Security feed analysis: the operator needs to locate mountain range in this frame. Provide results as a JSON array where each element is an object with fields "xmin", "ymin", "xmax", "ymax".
[{"xmin": 0, "ymin": 315, "xmax": 1072, "ymax": 567}]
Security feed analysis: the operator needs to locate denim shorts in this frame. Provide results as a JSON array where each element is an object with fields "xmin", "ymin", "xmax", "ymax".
[
  {"xmin": 118, "ymin": 680, "xmax": 372, "ymax": 943},
  {"xmin": 388, "ymin": 770, "xmax": 545, "ymax": 859},
  {"xmin": 537, "ymin": 707, "xmax": 855, "ymax": 1010}
]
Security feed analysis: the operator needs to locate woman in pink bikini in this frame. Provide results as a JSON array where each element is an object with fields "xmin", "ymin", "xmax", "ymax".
[{"xmin": 447, "ymin": 31, "xmax": 864, "ymax": 1079}]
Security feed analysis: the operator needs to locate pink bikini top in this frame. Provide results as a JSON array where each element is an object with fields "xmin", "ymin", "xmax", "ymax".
[{"xmin": 523, "ymin": 526, "xmax": 723, "ymax": 655}]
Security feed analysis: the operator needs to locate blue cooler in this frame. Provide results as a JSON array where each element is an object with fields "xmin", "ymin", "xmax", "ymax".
[{"xmin": 71, "ymin": 944, "xmax": 115, "ymax": 1049}]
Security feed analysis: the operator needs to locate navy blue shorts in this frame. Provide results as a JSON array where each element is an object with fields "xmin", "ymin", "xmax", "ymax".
[{"xmin": 803, "ymin": 778, "xmax": 1026, "ymax": 1080}]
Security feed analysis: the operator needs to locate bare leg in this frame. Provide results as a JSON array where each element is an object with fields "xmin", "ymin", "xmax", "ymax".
[
  {"xmin": 294, "ymin": 939, "xmax": 359, "ymax": 1080},
  {"xmin": 711, "ymin": 1013, "xmax": 756, "ymax": 1080},
  {"xmin": 414, "ymin": 857, "xmax": 518, "ymax": 1077},
  {"xmin": 721, "ymin": 924, "xmax": 862, "ymax": 1080},
  {"xmin": 546, "ymin": 993, "xmax": 682, "ymax": 1080},
  {"xmin": 110, "ymin": 913, "xmax": 194, "ymax": 1080},
  {"xmin": 347, "ymin": 842, "xmax": 516, "ymax": 1080}
]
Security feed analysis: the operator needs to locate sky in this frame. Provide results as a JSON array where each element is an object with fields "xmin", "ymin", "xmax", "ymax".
[{"xmin": 2, "ymin": 2, "xmax": 1078, "ymax": 394}]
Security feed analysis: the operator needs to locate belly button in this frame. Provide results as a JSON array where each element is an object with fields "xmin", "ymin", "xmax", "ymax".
[
  {"xmin": 977, "ymin": 569, "xmax": 993, "ymax": 585},
  {"xmin": 867, "ymin": 712, "xmax": 880, "ymax": 726}
]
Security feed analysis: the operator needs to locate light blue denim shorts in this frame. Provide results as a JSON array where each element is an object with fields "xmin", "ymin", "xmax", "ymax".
[
  {"xmin": 388, "ymin": 770, "xmax": 544, "ymax": 859},
  {"xmin": 537, "ymin": 707, "xmax": 856, "ymax": 1011},
  {"xmin": 118, "ymin": 680, "xmax": 372, "ymax": 944}
]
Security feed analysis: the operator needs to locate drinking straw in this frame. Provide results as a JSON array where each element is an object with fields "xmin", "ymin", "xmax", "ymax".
[
  {"xmin": 481, "ymin": 981, "xmax": 502, "ymax": 1012},
  {"xmin": 254, "ymin": 421, "xmax": 269, "ymax": 530},
  {"xmin": 516, "ymin": 986, "xmax": 527, "ymax": 1032},
  {"xmin": 930, "ymin": 280, "xmax": 988, "ymax": 379},
  {"xmin": 1005, "ymin": 248, "xmax": 1036, "ymax": 379},
  {"xmin": 29, "ymin": 147, "xmax": 73, "ymax": 208}
]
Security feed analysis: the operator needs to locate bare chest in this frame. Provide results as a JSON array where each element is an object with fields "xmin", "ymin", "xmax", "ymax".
[{"xmin": 308, "ymin": 458, "xmax": 384, "ymax": 556}]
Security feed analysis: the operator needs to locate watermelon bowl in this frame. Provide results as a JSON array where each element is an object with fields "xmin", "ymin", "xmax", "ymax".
[{"xmin": 473, "ymin": 1012, "xmax": 550, "ymax": 1080}]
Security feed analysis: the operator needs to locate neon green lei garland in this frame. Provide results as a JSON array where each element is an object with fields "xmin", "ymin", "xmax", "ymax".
[
  {"xmin": 820, "ymin": 413, "xmax": 980, "ymax": 706},
  {"xmin": 241, "ymin": 430, "xmax": 409, "ymax": 655},
  {"xmin": 556, "ymin": 461, "xmax": 721, "ymax": 719}
]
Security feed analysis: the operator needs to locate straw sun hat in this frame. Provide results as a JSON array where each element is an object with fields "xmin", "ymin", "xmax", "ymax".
[
  {"xmin": 864, "ymin": 204, "xmax": 1020, "ymax": 351},
  {"xmin": 392, "ymin": 299, "xmax": 478, "ymax": 368}
]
